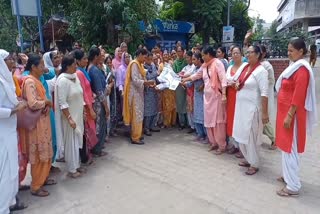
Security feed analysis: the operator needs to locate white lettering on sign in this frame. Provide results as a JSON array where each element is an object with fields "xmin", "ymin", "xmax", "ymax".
[{"xmin": 162, "ymin": 21, "xmax": 179, "ymax": 32}]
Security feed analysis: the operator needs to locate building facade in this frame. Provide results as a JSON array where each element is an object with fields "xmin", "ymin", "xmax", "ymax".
[{"xmin": 277, "ymin": 0, "xmax": 320, "ymax": 32}]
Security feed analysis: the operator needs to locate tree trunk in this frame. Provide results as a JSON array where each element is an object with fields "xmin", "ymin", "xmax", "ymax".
[
  {"xmin": 106, "ymin": 19, "xmax": 116, "ymax": 46},
  {"xmin": 202, "ymin": 30, "xmax": 210, "ymax": 46}
]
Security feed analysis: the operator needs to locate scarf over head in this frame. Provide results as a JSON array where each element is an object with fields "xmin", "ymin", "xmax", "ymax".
[
  {"xmin": 0, "ymin": 49, "xmax": 18, "ymax": 105},
  {"xmin": 112, "ymin": 47, "xmax": 122, "ymax": 70},
  {"xmin": 43, "ymin": 50, "xmax": 57, "ymax": 69}
]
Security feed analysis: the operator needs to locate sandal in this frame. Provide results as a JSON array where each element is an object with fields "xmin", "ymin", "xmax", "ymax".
[
  {"xmin": 238, "ymin": 161, "xmax": 250, "ymax": 167},
  {"xmin": 44, "ymin": 178, "xmax": 57, "ymax": 186},
  {"xmin": 227, "ymin": 147, "xmax": 239, "ymax": 154},
  {"xmin": 56, "ymin": 157, "xmax": 65, "ymax": 163},
  {"xmin": 19, "ymin": 185, "xmax": 30, "ymax": 191},
  {"xmin": 77, "ymin": 167, "xmax": 87, "ymax": 174},
  {"xmin": 235, "ymin": 152, "xmax": 244, "ymax": 158},
  {"xmin": 269, "ymin": 143, "xmax": 277, "ymax": 150},
  {"xmin": 31, "ymin": 188, "xmax": 49, "ymax": 197},
  {"xmin": 277, "ymin": 187, "xmax": 299, "ymax": 197},
  {"xmin": 50, "ymin": 166, "xmax": 61, "ymax": 173},
  {"xmin": 208, "ymin": 145, "xmax": 218, "ymax": 151},
  {"xmin": 245, "ymin": 167, "xmax": 259, "ymax": 175},
  {"xmin": 93, "ymin": 151, "xmax": 108, "ymax": 157},
  {"xmin": 277, "ymin": 176, "xmax": 287, "ymax": 184},
  {"xmin": 67, "ymin": 172, "xmax": 82, "ymax": 179},
  {"xmin": 214, "ymin": 149, "xmax": 225, "ymax": 155}
]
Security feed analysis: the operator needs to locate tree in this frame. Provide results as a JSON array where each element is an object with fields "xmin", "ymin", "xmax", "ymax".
[
  {"xmin": 0, "ymin": 0, "xmax": 157, "ymax": 52},
  {"xmin": 193, "ymin": 0, "xmax": 226, "ymax": 45},
  {"xmin": 222, "ymin": 0, "xmax": 253, "ymax": 43}
]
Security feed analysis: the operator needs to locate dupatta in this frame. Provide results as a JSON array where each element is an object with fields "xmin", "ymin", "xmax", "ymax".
[{"xmin": 122, "ymin": 60, "xmax": 146, "ymax": 125}]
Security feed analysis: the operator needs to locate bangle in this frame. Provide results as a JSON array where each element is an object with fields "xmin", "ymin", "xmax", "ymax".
[
  {"xmin": 67, "ymin": 115, "xmax": 72, "ymax": 120},
  {"xmin": 287, "ymin": 113, "xmax": 293, "ymax": 118}
]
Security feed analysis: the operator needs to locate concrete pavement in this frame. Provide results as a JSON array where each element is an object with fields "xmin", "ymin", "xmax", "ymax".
[{"xmin": 17, "ymin": 60, "xmax": 320, "ymax": 214}]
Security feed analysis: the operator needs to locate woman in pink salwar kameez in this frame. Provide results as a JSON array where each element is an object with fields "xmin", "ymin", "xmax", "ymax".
[
  {"xmin": 74, "ymin": 49, "xmax": 98, "ymax": 164},
  {"xmin": 183, "ymin": 47, "xmax": 227, "ymax": 155}
]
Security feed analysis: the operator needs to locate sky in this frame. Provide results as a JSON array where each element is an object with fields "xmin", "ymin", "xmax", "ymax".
[{"xmin": 248, "ymin": 0, "xmax": 281, "ymax": 23}]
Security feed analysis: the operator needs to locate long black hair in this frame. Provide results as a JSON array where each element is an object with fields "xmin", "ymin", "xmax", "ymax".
[
  {"xmin": 88, "ymin": 47, "xmax": 100, "ymax": 62},
  {"xmin": 289, "ymin": 38, "xmax": 307, "ymax": 55},
  {"xmin": 59, "ymin": 55, "xmax": 75, "ymax": 76},
  {"xmin": 217, "ymin": 46, "xmax": 228, "ymax": 60},
  {"xmin": 202, "ymin": 46, "xmax": 216, "ymax": 57},
  {"xmin": 193, "ymin": 52, "xmax": 204, "ymax": 64},
  {"xmin": 25, "ymin": 53, "xmax": 42, "ymax": 71}
]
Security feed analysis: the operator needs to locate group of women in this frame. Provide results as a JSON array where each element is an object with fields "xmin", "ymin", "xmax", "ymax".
[
  {"xmin": 0, "ymin": 42, "xmax": 135, "ymax": 213},
  {"xmin": 0, "ymin": 38, "xmax": 317, "ymax": 214},
  {"xmin": 181, "ymin": 38, "xmax": 316, "ymax": 198}
]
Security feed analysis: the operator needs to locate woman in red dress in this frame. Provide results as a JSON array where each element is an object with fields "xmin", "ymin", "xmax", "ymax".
[
  {"xmin": 275, "ymin": 38, "xmax": 317, "ymax": 197},
  {"xmin": 226, "ymin": 46, "xmax": 248, "ymax": 157}
]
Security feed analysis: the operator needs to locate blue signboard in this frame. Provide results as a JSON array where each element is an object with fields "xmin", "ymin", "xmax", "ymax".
[
  {"xmin": 154, "ymin": 19, "xmax": 195, "ymax": 34},
  {"xmin": 140, "ymin": 19, "xmax": 195, "ymax": 34}
]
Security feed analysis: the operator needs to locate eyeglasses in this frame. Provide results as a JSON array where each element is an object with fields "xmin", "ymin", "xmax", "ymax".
[{"xmin": 232, "ymin": 52, "xmax": 241, "ymax": 56}]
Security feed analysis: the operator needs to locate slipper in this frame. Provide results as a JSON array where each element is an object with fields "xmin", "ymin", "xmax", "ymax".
[
  {"xmin": 50, "ymin": 166, "xmax": 61, "ymax": 173},
  {"xmin": 277, "ymin": 187, "xmax": 299, "ymax": 197},
  {"xmin": 93, "ymin": 151, "xmax": 108, "ymax": 157},
  {"xmin": 277, "ymin": 176, "xmax": 286, "ymax": 184},
  {"xmin": 235, "ymin": 152, "xmax": 244, "ymax": 158},
  {"xmin": 214, "ymin": 149, "xmax": 225, "ymax": 155},
  {"xmin": 208, "ymin": 145, "xmax": 218, "ymax": 151},
  {"xmin": 67, "ymin": 172, "xmax": 82, "ymax": 179},
  {"xmin": 31, "ymin": 188, "xmax": 49, "ymax": 197},
  {"xmin": 10, "ymin": 202, "xmax": 28, "ymax": 211},
  {"xmin": 19, "ymin": 185, "xmax": 30, "ymax": 191},
  {"xmin": 77, "ymin": 167, "xmax": 87, "ymax": 174},
  {"xmin": 56, "ymin": 157, "xmax": 65, "ymax": 163},
  {"xmin": 44, "ymin": 178, "xmax": 57, "ymax": 186},
  {"xmin": 245, "ymin": 167, "xmax": 259, "ymax": 175},
  {"xmin": 238, "ymin": 161, "xmax": 250, "ymax": 167}
]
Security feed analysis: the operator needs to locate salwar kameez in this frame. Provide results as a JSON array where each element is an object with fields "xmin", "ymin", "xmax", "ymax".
[
  {"xmin": 162, "ymin": 89, "xmax": 176, "ymax": 127},
  {"xmin": 144, "ymin": 63, "xmax": 158, "ymax": 130},
  {"xmin": 23, "ymin": 77, "xmax": 53, "ymax": 192},
  {"xmin": 191, "ymin": 58, "xmax": 227, "ymax": 150},
  {"xmin": 173, "ymin": 59, "xmax": 188, "ymax": 127},
  {"xmin": 123, "ymin": 60, "xmax": 146, "ymax": 142},
  {"xmin": 233, "ymin": 65, "xmax": 268, "ymax": 168},
  {"xmin": 55, "ymin": 73, "xmax": 84, "ymax": 174},
  {"xmin": 192, "ymin": 67, "xmax": 205, "ymax": 138},
  {"xmin": 76, "ymin": 69, "xmax": 98, "ymax": 162},
  {"xmin": 275, "ymin": 60, "xmax": 316, "ymax": 192},
  {"xmin": 0, "ymin": 81, "xmax": 19, "ymax": 214},
  {"xmin": 89, "ymin": 66, "xmax": 107, "ymax": 154},
  {"xmin": 261, "ymin": 60, "xmax": 276, "ymax": 144}
]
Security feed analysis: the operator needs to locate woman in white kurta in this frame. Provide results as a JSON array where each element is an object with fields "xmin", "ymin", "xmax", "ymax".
[
  {"xmin": 260, "ymin": 45, "xmax": 276, "ymax": 150},
  {"xmin": 232, "ymin": 45, "xmax": 269, "ymax": 175},
  {"xmin": 0, "ymin": 50, "xmax": 26, "ymax": 214},
  {"xmin": 55, "ymin": 55, "xmax": 84, "ymax": 178}
]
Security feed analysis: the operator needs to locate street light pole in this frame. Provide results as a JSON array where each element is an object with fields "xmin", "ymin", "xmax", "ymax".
[{"xmin": 227, "ymin": 0, "xmax": 231, "ymax": 26}]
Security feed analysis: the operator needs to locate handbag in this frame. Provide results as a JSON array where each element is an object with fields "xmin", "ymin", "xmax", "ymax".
[
  {"xmin": 17, "ymin": 78, "xmax": 43, "ymax": 131},
  {"xmin": 17, "ymin": 102, "xmax": 42, "ymax": 131}
]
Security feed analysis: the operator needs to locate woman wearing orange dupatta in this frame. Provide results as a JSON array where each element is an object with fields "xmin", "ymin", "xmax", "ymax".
[
  {"xmin": 123, "ymin": 49, "xmax": 155, "ymax": 144},
  {"xmin": 23, "ymin": 54, "xmax": 54, "ymax": 197}
]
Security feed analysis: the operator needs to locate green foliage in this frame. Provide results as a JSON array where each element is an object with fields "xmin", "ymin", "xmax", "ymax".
[
  {"xmin": 159, "ymin": 0, "xmax": 252, "ymax": 45},
  {"xmin": 0, "ymin": 0, "xmax": 157, "ymax": 51}
]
